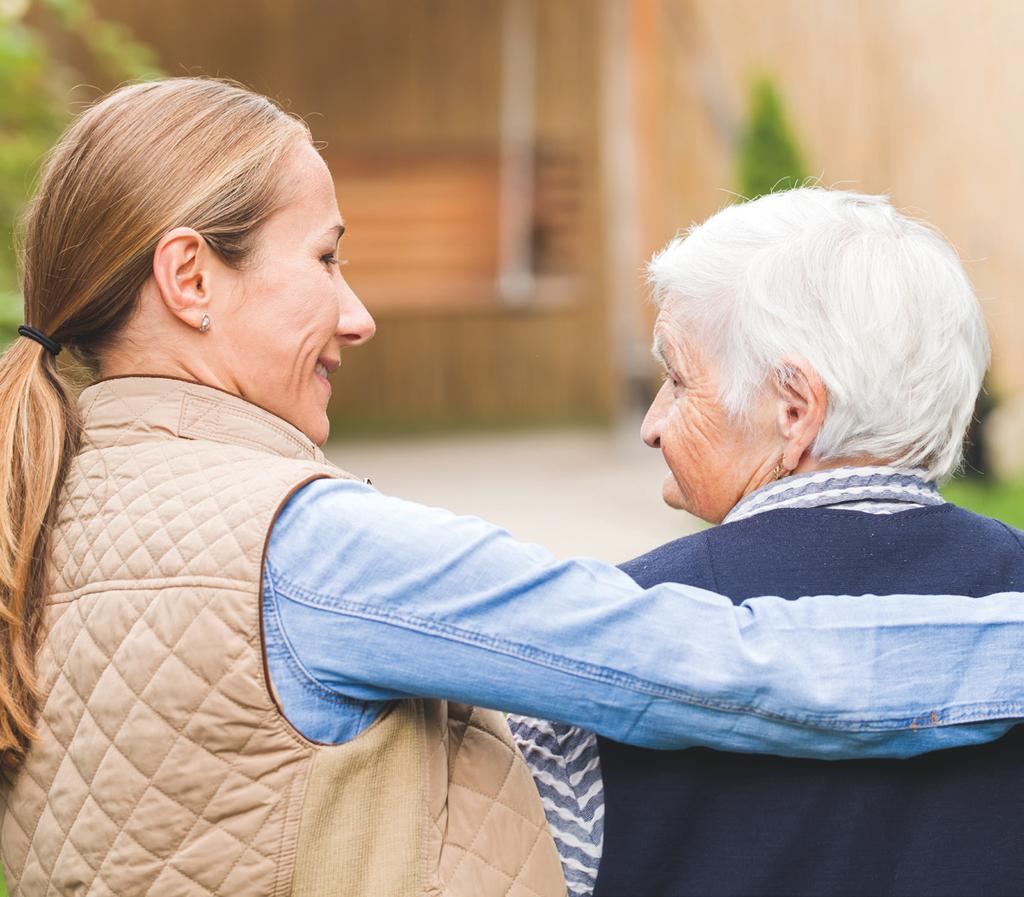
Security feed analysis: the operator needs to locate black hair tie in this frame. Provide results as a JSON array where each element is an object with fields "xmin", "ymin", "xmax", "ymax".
[{"xmin": 17, "ymin": 325, "xmax": 62, "ymax": 357}]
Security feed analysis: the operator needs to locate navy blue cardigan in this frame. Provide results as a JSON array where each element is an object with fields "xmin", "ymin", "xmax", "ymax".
[{"xmin": 595, "ymin": 503, "xmax": 1024, "ymax": 897}]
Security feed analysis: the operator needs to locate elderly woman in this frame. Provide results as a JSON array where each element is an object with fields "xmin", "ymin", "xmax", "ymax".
[
  {"xmin": 1, "ymin": 81, "xmax": 1023, "ymax": 897},
  {"xmin": 511, "ymin": 189, "xmax": 1024, "ymax": 897}
]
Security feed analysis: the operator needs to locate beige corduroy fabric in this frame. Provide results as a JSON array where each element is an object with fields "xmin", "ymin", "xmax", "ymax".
[{"xmin": 0, "ymin": 376, "xmax": 565, "ymax": 897}]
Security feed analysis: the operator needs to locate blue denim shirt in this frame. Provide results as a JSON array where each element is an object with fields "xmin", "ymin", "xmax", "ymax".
[{"xmin": 262, "ymin": 477, "xmax": 1024, "ymax": 759}]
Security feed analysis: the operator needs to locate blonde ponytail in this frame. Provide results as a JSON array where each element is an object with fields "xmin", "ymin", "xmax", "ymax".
[{"xmin": 0, "ymin": 337, "xmax": 78, "ymax": 764}]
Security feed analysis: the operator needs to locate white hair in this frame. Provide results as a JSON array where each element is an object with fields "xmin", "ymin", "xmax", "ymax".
[{"xmin": 647, "ymin": 188, "xmax": 990, "ymax": 481}]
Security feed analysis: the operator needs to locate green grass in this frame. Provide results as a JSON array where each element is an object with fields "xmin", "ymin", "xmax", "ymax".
[{"xmin": 941, "ymin": 476, "xmax": 1024, "ymax": 529}]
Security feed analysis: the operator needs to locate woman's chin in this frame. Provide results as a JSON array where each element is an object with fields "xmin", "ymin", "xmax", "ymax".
[
  {"xmin": 662, "ymin": 478, "xmax": 718, "ymax": 523},
  {"xmin": 310, "ymin": 415, "xmax": 330, "ymax": 446},
  {"xmin": 661, "ymin": 477, "xmax": 688, "ymax": 511},
  {"xmin": 290, "ymin": 406, "xmax": 330, "ymax": 447}
]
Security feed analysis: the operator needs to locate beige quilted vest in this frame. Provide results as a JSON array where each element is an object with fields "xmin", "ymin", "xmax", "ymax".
[{"xmin": 0, "ymin": 376, "xmax": 565, "ymax": 897}]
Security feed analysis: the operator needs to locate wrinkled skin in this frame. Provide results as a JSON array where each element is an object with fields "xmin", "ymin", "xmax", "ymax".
[{"xmin": 641, "ymin": 312, "xmax": 835, "ymax": 524}]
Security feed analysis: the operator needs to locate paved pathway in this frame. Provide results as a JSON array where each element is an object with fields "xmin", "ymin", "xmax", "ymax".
[{"xmin": 325, "ymin": 422, "xmax": 703, "ymax": 563}]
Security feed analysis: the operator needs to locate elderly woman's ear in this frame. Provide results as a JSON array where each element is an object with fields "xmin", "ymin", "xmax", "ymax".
[{"xmin": 772, "ymin": 356, "xmax": 827, "ymax": 473}]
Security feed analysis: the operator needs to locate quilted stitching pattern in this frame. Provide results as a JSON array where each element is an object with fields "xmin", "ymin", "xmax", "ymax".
[
  {"xmin": 1, "ymin": 378, "xmax": 565, "ymax": 897},
  {"xmin": 432, "ymin": 705, "xmax": 566, "ymax": 897},
  {"xmin": 1, "ymin": 380, "xmax": 336, "ymax": 896}
]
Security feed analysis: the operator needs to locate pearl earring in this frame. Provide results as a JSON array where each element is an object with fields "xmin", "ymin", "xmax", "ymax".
[{"xmin": 198, "ymin": 314, "xmax": 211, "ymax": 333}]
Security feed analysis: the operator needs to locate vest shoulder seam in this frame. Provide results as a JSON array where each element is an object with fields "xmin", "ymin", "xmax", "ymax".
[{"xmin": 49, "ymin": 577, "xmax": 252, "ymax": 604}]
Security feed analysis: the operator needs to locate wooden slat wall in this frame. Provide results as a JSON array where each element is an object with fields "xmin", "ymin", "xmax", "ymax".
[
  {"xmin": 332, "ymin": 144, "xmax": 584, "ymax": 310},
  {"xmin": 49, "ymin": 0, "xmax": 1024, "ymax": 425},
  {"xmin": 87, "ymin": 0, "xmax": 615, "ymax": 431},
  {"xmin": 333, "ymin": 152, "xmax": 501, "ymax": 308},
  {"xmin": 330, "ymin": 305, "xmax": 613, "ymax": 434}
]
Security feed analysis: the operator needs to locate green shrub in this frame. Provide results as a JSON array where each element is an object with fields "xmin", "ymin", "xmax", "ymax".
[
  {"xmin": 0, "ymin": 0, "xmax": 162, "ymax": 339},
  {"xmin": 737, "ymin": 77, "xmax": 808, "ymax": 199}
]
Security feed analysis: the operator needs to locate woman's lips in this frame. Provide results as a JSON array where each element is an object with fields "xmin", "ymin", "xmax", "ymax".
[{"xmin": 315, "ymin": 358, "xmax": 338, "ymax": 392}]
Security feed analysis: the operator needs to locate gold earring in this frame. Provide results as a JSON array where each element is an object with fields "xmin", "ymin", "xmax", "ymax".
[
  {"xmin": 199, "ymin": 314, "xmax": 211, "ymax": 333},
  {"xmin": 772, "ymin": 458, "xmax": 786, "ymax": 481}
]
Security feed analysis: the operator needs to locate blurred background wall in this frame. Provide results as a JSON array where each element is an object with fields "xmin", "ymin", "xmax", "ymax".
[
  {"xmin": 1, "ymin": 0, "xmax": 1023, "ymax": 557},
  {"xmin": 79, "ymin": 0, "xmax": 619, "ymax": 434},
  {"xmin": 652, "ymin": 0, "xmax": 1024, "ymax": 479}
]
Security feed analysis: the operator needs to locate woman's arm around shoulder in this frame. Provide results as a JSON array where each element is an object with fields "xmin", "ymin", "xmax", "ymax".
[{"xmin": 264, "ymin": 478, "xmax": 1024, "ymax": 759}]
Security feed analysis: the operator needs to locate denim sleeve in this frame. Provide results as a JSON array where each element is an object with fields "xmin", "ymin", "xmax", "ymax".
[{"xmin": 265, "ymin": 477, "xmax": 1024, "ymax": 759}]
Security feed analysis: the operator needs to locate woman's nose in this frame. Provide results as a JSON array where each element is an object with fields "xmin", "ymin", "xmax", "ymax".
[{"xmin": 337, "ymin": 283, "xmax": 376, "ymax": 346}]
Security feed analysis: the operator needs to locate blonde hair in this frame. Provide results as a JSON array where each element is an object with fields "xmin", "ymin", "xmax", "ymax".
[{"xmin": 0, "ymin": 78, "xmax": 311, "ymax": 765}]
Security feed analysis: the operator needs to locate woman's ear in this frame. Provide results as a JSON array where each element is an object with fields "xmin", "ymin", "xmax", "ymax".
[
  {"xmin": 151, "ymin": 227, "xmax": 213, "ymax": 330},
  {"xmin": 772, "ymin": 356, "xmax": 827, "ymax": 471}
]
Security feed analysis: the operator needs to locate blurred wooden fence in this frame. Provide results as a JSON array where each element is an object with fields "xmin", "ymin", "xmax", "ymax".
[
  {"xmin": 85, "ymin": 0, "xmax": 616, "ymax": 432},
  {"xmin": 72, "ymin": 0, "xmax": 1024, "ymax": 431}
]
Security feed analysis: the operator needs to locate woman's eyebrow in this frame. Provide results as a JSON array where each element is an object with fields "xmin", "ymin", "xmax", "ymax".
[{"xmin": 324, "ymin": 223, "xmax": 346, "ymax": 241}]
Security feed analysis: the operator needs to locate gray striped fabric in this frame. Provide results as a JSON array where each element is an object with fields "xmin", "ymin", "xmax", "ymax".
[
  {"xmin": 508, "ymin": 466, "xmax": 942, "ymax": 897},
  {"xmin": 723, "ymin": 465, "xmax": 942, "ymax": 524},
  {"xmin": 506, "ymin": 718, "xmax": 605, "ymax": 893}
]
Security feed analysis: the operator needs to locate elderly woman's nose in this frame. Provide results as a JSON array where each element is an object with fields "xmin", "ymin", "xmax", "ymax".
[
  {"xmin": 337, "ymin": 286, "xmax": 376, "ymax": 346},
  {"xmin": 641, "ymin": 403, "xmax": 662, "ymax": 448}
]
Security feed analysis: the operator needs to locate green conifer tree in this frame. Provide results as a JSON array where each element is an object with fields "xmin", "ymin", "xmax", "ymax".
[{"xmin": 737, "ymin": 77, "xmax": 807, "ymax": 200}]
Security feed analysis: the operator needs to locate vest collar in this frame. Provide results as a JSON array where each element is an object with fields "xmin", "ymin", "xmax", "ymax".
[{"xmin": 78, "ymin": 375, "xmax": 327, "ymax": 463}]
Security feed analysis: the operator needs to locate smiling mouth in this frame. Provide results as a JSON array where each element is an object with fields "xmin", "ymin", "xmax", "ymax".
[{"xmin": 315, "ymin": 357, "xmax": 340, "ymax": 381}]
